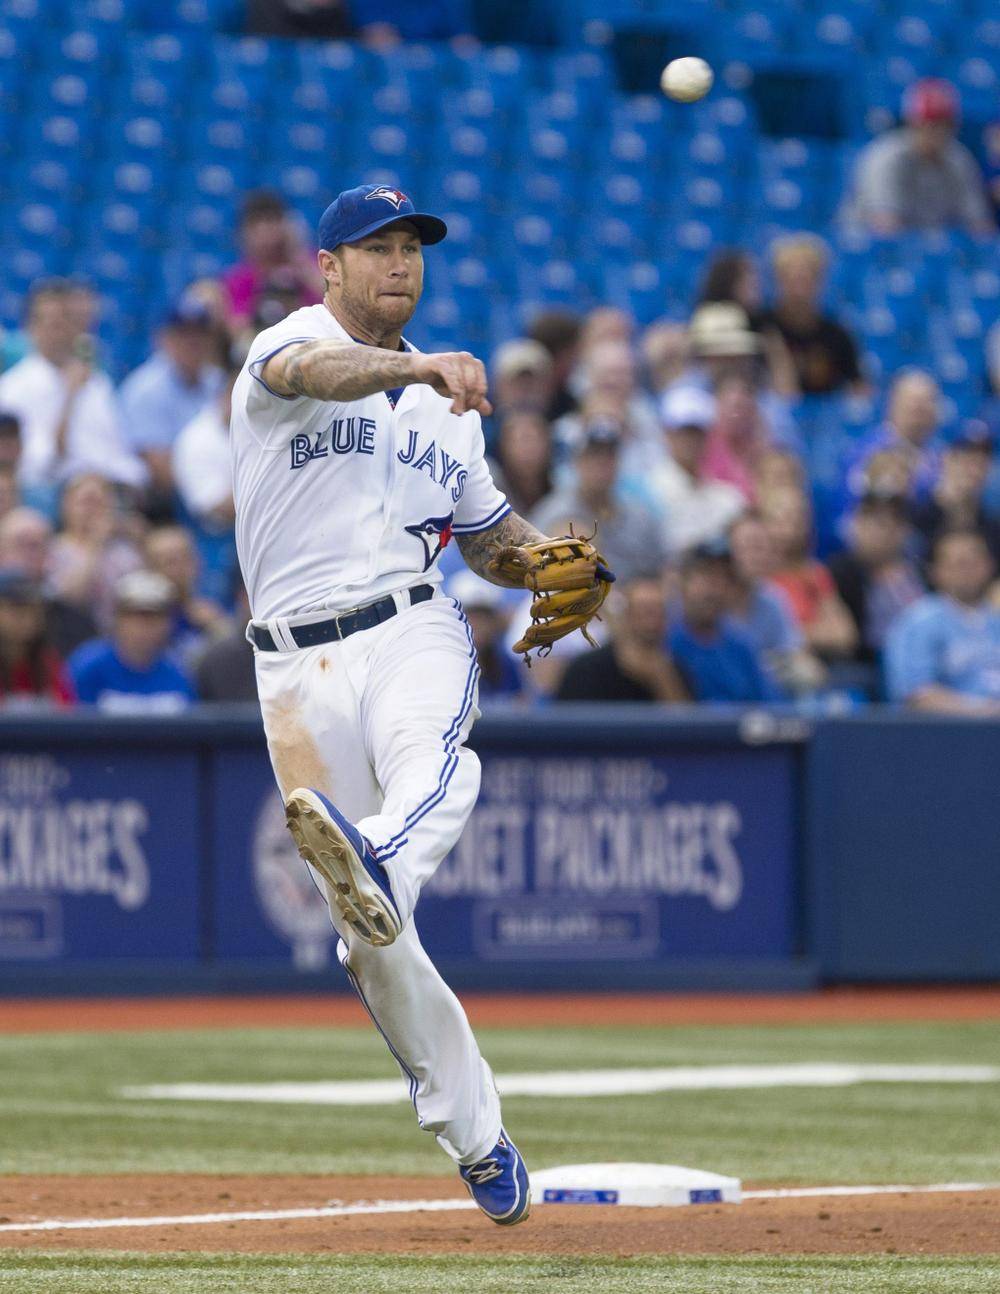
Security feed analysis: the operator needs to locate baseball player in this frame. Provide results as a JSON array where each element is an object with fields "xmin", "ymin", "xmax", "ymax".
[{"xmin": 231, "ymin": 183, "xmax": 610, "ymax": 1225}]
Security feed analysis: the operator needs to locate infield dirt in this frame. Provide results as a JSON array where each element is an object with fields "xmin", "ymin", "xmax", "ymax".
[{"xmin": 0, "ymin": 1175, "xmax": 998, "ymax": 1256}]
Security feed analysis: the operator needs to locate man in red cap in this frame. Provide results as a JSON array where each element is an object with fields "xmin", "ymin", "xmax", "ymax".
[{"xmin": 844, "ymin": 78, "xmax": 995, "ymax": 235}]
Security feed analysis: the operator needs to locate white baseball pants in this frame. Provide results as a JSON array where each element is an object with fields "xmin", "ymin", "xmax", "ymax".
[{"xmin": 253, "ymin": 592, "xmax": 501, "ymax": 1165}]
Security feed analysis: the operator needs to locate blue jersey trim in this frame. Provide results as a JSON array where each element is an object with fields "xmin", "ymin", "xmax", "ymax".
[
  {"xmin": 247, "ymin": 336, "xmax": 316, "ymax": 401},
  {"xmin": 374, "ymin": 602, "xmax": 479, "ymax": 865},
  {"xmin": 451, "ymin": 501, "xmax": 511, "ymax": 535}
]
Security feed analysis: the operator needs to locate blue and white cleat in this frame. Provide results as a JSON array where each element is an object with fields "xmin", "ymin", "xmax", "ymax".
[
  {"xmin": 460, "ymin": 1129, "xmax": 531, "ymax": 1226},
  {"xmin": 284, "ymin": 787, "xmax": 402, "ymax": 947}
]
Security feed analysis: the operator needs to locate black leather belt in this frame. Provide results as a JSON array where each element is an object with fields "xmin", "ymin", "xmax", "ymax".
[{"xmin": 250, "ymin": 584, "xmax": 434, "ymax": 651}]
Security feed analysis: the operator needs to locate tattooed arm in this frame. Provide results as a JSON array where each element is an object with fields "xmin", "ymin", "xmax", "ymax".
[
  {"xmin": 456, "ymin": 511, "xmax": 546, "ymax": 588},
  {"xmin": 261, "ymin": 343, "xmax": 492, "ymax": 415}
]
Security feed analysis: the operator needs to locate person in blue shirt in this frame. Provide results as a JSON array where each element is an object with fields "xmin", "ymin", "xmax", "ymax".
[
  {"xmin": 668, "ymin": 544, "xmax": 783, "ymax": 704},
  {"xmin": 118, "ymin": 299, "xmax": 224, "ymax": 516},
  {"xmin": 846, "ymin": 370, "xmax": 944, "ymax": 511},
  {"xmin": 69, "ymin": 570, "xmax": 196, "ymax": 714},
  {"xmin": 884, "ymin": 527, "xmax": 1000, "ymax": 714},
  {"xmin": 726, "ymin": 511, "xmax": 827, "ymax": 696}
]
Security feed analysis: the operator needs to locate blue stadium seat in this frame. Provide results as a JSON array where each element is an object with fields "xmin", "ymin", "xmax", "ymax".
[
  {"xmin": 188, "ymin": 114, "xmax": 263, "ymax": 165},
  {"xmin": 164, "ymin": 199, "xmax": 232, "ymax": 252},
  {"xmin": 65, "ymin": 0, "xmax": 128, "ymax": 30},
  {"xmin": 508, "ymin": 213, "xmax": 564, "ymax": 266},
  {"xmin": 256, "ymin": 161, "xmax": 332, "ymax": 216},
  {"xmin": 175, "ymin": 159, "xmax": 249, "ymax": 208},
  {"xmin": 263, "ymin": 116, "xmax": 348, "ymax": 167},
  {"xmin": 132, "ymin": 0, "xmax": 243, "ymax": 33},
  {"xmin": 27, "ymin": 68, "xmax": 104, "ymax": 116},
  {"xmin": 11, "ymin": 200, "xmax": 73, "ymax": 254},
  {"xmin": 456, "ymin": 43, "xmax": 536, "ymax": 108},
  {"xmin": 29, "ymin": 112, "xmax": 99, "ymax": 165},
  {"xmin": 125, "ymin": 32, "xmax": 202, "ymax": 82}
]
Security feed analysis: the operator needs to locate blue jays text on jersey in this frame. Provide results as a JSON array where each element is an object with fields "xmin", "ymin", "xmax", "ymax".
[{"xmin": 290, "ymin": 420, "xmax": 469, "ymax": 505}]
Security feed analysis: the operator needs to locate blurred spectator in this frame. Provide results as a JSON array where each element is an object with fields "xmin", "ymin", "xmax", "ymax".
[
  {"xmin": 69, "ymin": 571, "xmax": 195, "ymax": 713},
  {"xmin": 579, "ymin": 307, "xmax": 634, "ymax": 355},
  {"xmin": 527, "ymin": 309, "xmax": 581, "ymax": 420},
  {"xmin": 48, "ymin": 474, "xmax": 142, "ymax": 632},
  {"xmin": 0, "ymin": 507, "xmax": 96, "ymax": 655},
  {"xmin": 173, "ymin": 357, "xmax": 239, "ymax": 528},
  {"xmin": 489, "ymin": 410, "xmax": 554, "ymax": 518},
  {"xmin": 727, "ymin": 512, "xmax": 825, "ymax": 695},
  {"xmin": 703, "ymin": 375, "xmax": 775, "ymax": 503},
  {"xmin": 0, "ymin": 280, "xmax": 144, "ymax": 508},
  {"xmin": 843, "ymin": 79, "xmax": 995, "ymax": 235},
  {"xmin": 911, "ymin": 424, "xmax": 1000, "ymax": 566},
  {"xmin": 490, "ymin": 340, "xmax": 554, "ymax": 419},
  {"xmin": 829, "ymin": 494, "xmax": 925, "ymax": 662},
  {"xmin": 144, "ymin": 526, "xmax": 230, "ymax": 669},
  {"xmin": 0, "ymin": 569, "xmax": 74, "ymax": 709},
  {"xmin": 0, "ymin": 413, "xmax": 21, "ymax": 521},
  {"xmin": 885, "ymin": 528, "xmax": 1000, "ymax": 713},
  {"xmin": 676, "ymin": 304, "xmax": 799, "ymax": 434},
  {"xmin": 450, "ymin": 572, "xmax": 525, "ymax": 704},
  {"xmin": 119, "ymin": 299, "xmax": 225, "ymax": 515},
  {"xmin": 556, "ymin": 574, "xmax": 688, "ymax": 703},
  {"xmin": 533, "ymin": 422, "xmax": 667, "ymax": 582},
  {"xmin": 246, "ymin": 0, "xmax": 353, "ymax": 37},
  {"xmin": 698, "ymin": 249, "xmax": 763, "ymax": 320},
  {"xmin": 222, "ymin": 192, "xmax": 320, "ymax": 329},
  {"xmin": 850, "ymin": 370, "xmax": 944, "ymax": 504},
  {"xmin": 559, "ymin": 337, "xmax": 660, "ymax": 450},
  {"xmin": 668, "ymin": 545, "xmax": 781, "ymax": 703},
  {"xmin": 195, "ymin": 578, "xmax": 257, "ymax": 704},
  {"xmin": 762, "ymin": 486, "xmax": 859, "ymax": 659},
  {"xmin": 250, "ymin": 268, "xmax": 314, "ymax": 335},
  {"xmin": 694, "ymin": 257, "xmax": 800, "ymax": 399},
  {"xmin": 640, "ymin": 386, "xmax": 744, "ymax": 553},
  {"xmin": 0, "ymin": 411, "xmax": 21, "ymax": 473},
  {"xmin": 754, "ymin": 446, "xmax": 807, "ymax": 498},
  {"xmin": 641, "ymin": 322, "xmax": 689, "ymax": 398},
  {"xmin": 0, "ymin": 466, "xmax": 18, "ymax": 522},
  {"xmin": 759, "ymin": 235, "xmax": 867, "ymax": 397},
  {"xmin": 0, "ymin": 322, "xmax": 29, "ymax": 376}
]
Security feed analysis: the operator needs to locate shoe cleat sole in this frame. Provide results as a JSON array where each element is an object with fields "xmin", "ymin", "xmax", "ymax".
[{"xmin": 285, "ymin": 789, "xmax": 401, "ymax": 948}]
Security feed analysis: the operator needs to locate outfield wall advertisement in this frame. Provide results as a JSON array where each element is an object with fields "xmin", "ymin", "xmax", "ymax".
[
  {"xmin": 0, "ymin": 747, "xmax": 201, "ymax": 964},
  {"xmin": 0, "ymin": 713, "xmax": 800, "ymax": 987}
]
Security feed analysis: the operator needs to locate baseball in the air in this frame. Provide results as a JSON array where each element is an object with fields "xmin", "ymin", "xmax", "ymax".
[{"xmin": 660, "ymin": 57, "xmax": 714, "ymax": 103}]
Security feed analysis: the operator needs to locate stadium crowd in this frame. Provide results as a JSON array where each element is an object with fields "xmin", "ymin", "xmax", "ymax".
[{"xmin": 1, "ymin": 124, "xmax": 1000, "ymax": 716}]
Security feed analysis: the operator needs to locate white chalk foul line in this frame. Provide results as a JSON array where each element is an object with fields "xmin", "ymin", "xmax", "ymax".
[
  {"xmin": 744, "ymin": 1182, "xmax": 1000, "ymax": 1201},
  {"xmin": 0, "ymin": 1198, "xmax": 477, "ymax": 1234},
  {"xmin": 1, "ymin": 1182, "xmax": 997, "ymax": 1235},
  {"xmin": 120, "ymin": 1063, "xmax": 1000, "ymax": 1106}
]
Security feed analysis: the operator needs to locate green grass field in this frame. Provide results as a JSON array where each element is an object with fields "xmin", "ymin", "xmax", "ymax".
[
  {"xmin": 1, "ymin": 1020, "xmax": 998, "ymax": 1180},
  {"xmin": 2, "ymin": 1015, "xmax": 999, "ymax": 1292},
  {"xmin": 4, "ymin": 1254, "xmax": 1000, "ymax": 1294}
]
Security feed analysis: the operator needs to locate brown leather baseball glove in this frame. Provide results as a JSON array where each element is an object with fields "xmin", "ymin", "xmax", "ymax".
[{"xmin": 487, "ymin": 530, "xmax": 616, "ymax": 660}]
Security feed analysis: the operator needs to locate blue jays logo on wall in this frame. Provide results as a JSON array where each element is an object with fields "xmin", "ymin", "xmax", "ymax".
[
  {"xmin": 366, "ymin": 186, "xmax": 408, "ymax": 210},
  {"xmin": 406, "ymin": 513, "xmax": 453, "ymax": 571}
]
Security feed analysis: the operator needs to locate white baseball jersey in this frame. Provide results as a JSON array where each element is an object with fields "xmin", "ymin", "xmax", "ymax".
[{"xmin": 231, "ymin": 304, "xmax": 510, "ymax": 622}]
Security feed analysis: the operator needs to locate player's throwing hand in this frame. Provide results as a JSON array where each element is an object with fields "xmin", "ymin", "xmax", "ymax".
[{"xmin": 412, "ymin": 351, "xmax": 493, "ymax": 417}]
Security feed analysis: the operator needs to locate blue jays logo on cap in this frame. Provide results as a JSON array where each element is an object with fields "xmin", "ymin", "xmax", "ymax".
[
  {"xmin": 366, "ymin": 186, "xmax": 409, "ymax": 210},
  {"xmin": 318, "ymin": 184, "xmax": 448, "ymax": 252}
]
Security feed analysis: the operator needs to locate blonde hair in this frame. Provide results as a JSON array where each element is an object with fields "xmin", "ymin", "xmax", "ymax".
[{"xmin": 771, "ymin": 233, "xmax": 829, "ymax": 277}]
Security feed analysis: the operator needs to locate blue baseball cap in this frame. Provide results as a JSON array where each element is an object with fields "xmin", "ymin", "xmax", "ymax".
[{"xmin": 318, "ymin": 184, "xmax": 447, "ymax": 252}]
